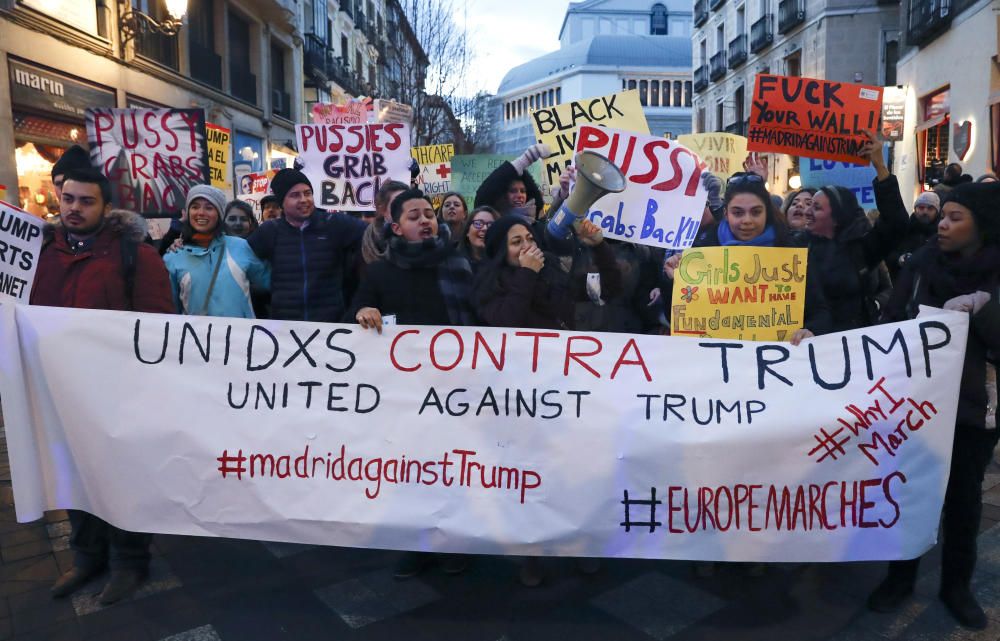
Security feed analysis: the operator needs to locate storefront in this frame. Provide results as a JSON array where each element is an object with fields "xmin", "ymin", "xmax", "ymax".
[{"xmin": 7, "ymin": 57, "xmax": 115, "ymax": 219}]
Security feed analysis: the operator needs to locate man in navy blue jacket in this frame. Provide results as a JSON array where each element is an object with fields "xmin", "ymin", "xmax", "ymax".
[{"xmin": 248, "ymin": 169, "xmax": 367, "ymax": 322}]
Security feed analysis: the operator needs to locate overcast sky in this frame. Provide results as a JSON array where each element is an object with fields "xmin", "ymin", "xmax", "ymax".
[{"xmin": 459, "ymin": 0, "xmax": 568, "ymax": 94}]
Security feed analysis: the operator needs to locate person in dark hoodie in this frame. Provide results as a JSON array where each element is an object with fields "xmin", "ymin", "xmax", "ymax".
[
  {"xmin": 347, "ymin": 188, "xmax": 474, "ymax": 580},
  {"xmin": 804, "ymin": 130, "xmax": 908, "ymax": 332},
  {"xmin": 247, "ymin": 168, "xmax": 367, "ymax": 322},
  {"xmin": 885, "ymin": 190, "xmax": 940, "ymax": 282},
  {"xmin": 867, "ymin": 180, "xmax": 1000, "ymax": 630}
]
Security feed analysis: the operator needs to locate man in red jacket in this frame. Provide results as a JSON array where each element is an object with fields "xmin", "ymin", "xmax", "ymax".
[{"xmin": 30, "ymin": 167, "xmax": 174, "ymax": 605}]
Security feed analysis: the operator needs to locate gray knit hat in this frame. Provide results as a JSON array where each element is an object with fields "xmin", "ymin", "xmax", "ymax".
[
  {"xmin": 914, "ymin": 191, "xmax": 940, "ymax": 211},
  {"xmin": 185, "ymin": 185, "xmax": 228, "ymax": 218}
]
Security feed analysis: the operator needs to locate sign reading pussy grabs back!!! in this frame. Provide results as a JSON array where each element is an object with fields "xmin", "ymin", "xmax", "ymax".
[{"xmin": 0, "ymin": 303, "xmax": 967, "ymax": 562}]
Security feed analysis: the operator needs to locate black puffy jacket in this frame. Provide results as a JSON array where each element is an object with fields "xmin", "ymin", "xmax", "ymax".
[{"xmin": 247, "ymin": 210, "xmax": 367, "ymax": 322}]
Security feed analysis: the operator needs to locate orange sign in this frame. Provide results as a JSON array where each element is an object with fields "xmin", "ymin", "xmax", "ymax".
[{"xmin": 748, "ymin": 74, "xmax": 883, "ymax": 163}]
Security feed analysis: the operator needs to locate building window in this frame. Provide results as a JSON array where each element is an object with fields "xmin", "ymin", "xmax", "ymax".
[
  {"xmin": 556, "ymin": 87, "xmax": 561, "ymax": 104},
  {"xmin": 187, "ymin": 0, "xmax": 220, "ymax": 88},
  {"xmin": 639, "ymin": 80, "xmax": 648, "ymax": 106},
  {"xmin": 685, "ymin": 81, "xmax": 692, "ymax": 106},
  {"xmin": 716, "ymin": 101, "xmax": 724, "ymax": 132},
  {"xmin": 271, "ymin": 42, "xmax": 290, "ymax": 119},
  {"xmin": 132, "ymin": 0, "xmax": 178, "ymax": 69},
  {"xmin": 651, "ymin": 80, "xmax": 660, "ymax": 107},
  {"xmin": 228, "ymin": 10, "xmax": 256, "ymax": 105},
  {"xmin": 697, "ymin": 107, "xmax": 706, "ymax": 132},
  {"xmin": 674, "ymin": 81, "xmax": 683, "ymax": 107},
  {"xmin": 628, "ymin": 79, "xmax": 637, "ymax": 90},
  {"xmin": 341, "ymin": 35, "xmax": 349, "ymax": 62},
  {"xmin": 651, "ymin": 3, "xmax": 668, "ymax": 34},
  {"xmin": 883, "ymin": 38, "xmax": 899, "ymax": 86},
  {"xmin": 916, "ymin": 88, "xmax": 951, "ymax": 187},
  {"xmin": 785, "ymin": 51, "xmax": 801, "ymax": 77}
]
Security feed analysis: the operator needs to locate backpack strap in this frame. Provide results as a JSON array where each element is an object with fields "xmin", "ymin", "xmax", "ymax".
[{"xmin": 120, "ymin": 234, "xmax": 138, "ymax": 311}]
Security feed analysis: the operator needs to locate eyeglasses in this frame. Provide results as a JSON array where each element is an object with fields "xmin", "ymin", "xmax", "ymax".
[{"xmin": 471, "ymin": 219, "xmax": 494, "ymax": 230}]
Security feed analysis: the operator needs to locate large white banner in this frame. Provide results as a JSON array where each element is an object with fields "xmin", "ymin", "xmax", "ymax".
[{"xmin": 0, "ymin": 303, "xmax": 968, "ymax": 562}]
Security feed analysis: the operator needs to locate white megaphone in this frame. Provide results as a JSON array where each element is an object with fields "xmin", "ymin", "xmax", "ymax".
[{"xmin": 546, "ymin": 151, "xmax": 626, "ymax": 240}]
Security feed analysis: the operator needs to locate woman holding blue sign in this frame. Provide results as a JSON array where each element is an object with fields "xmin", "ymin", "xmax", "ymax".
[{"xmin": 868, "ymin": 180, "xmax": 1000, "ymax": 630}]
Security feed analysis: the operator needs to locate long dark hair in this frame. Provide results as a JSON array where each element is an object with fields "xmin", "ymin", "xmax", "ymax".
[
  {"xmin": 224, "ymin": 200, "xmax": 258, "ymax": 235},
  {"xmin": 723, "ymin": 172, "xmax": 789, "ymax": 244},
  {"xmin": 436, "ymin": 191, "xmax": 469, "ymax": 220},
  {"xmin": 473, "ymin": 217, "xmax": 563, "ymax": 312},
  {"xmin": 460, "ymin": 206, "xmax": 500, "ymax": 255}
]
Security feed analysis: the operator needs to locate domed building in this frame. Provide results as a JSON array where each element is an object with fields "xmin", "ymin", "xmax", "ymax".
[{"xmin": 495, "ymin": 0, "xmax": 694, "ymax": 155}]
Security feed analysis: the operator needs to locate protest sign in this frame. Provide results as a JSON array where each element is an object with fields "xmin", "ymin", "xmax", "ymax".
[
  {"xmin": 0, "ymin": 202, "xmax": 43, "ymax": 302},
  {"xmin": 311, "ymin": 101, "xmax": 370, "ymax": 125},
  {"xmin": 235, "ymin": 171, "xmax": 273, "ymax": 219},
  {"xmin": 205, "ymin": 123, "xmax": 232, "ymax": 196},
  {"xmin": 0, "ymin": 303, "xmax": 968, "ymax": 562},
  {"xmin": 670, "ymin": 246, "xmax": 808, "ymax": 341},
  {"xmin": 451, "ymin": 154, "xmax": 544, "ymax": 210},
  {"xmin": 373, "ymin": 99, "xmax": 414, "ymax": 126},
  {"xmin": 295, "ymin": 123, "xmax": 412, "ymax": 211},
  {"xmin": 574, "ymin": 125, "xmax": 708, "ymax": 250},
  {"xmin": 86, "ymin": 108, "xmax": 210, "ymax": 216},
  {"xmin": 748, "ymin": 75, "xmax": 884, "ymax": 163},
  {"xmin": 531, "ymin": 89, "xmax": 648, "ymax": 186},
  {"xmin": 881, "ymin": 86, "xmax": 906, "ymax": 142},
  {"xmin": 412, "ymin": 144, "xmax": 455, "ymax": 207},
  {"xmin": 677, "ymin": 133, "xmax": 748, "ymax": 180},
  {"xmin": 799, "ymin": 146, "xmax": 889, "ymax": 208}
]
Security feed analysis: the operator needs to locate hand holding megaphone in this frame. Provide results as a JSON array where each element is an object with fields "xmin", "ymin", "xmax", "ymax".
[
  {"xmin": 574, "ymin": 218, "xmax": 604, "ymax": 246},
  {"xmin": 546, "ymin": 151, "xmax": 626, "ymax": 241}
]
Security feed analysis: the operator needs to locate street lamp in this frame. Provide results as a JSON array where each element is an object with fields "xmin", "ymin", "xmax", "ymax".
[{"xmin": 119, "ymin": 0, "xmax": 188, "ymax": 44}]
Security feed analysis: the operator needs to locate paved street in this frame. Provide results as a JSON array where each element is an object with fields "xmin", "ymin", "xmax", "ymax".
[{"xmin": 2, "ymin": 419, "xmax": 1000, "ymax": 641}]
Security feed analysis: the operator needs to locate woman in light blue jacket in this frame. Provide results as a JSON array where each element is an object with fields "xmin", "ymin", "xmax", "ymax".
[{"xmin": 165, "ymin": 185, "xmax": 270, "ymax": 318}]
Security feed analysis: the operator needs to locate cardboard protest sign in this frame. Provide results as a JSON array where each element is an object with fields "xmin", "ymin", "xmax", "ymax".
[
  {"xmin": 235, "ymin": 171, "xmax": 273, "ymax": 219},
  {"xmin": 531, "ymin": 89, "xmax": 648, "ymax": 186},
  {"xmin": 670, "ymin": 246, "xmax": 808, "ymax": 341},
  {"xmin": 86, "ymin": 108, "xmax": 210, "ymax": 216},
  {"xmin": 311, "ymin": 101, "xmax": 370, "ymax": 125},
  {"xmin": 0, "ymin": 303, "xmax": 969, "ymax": 562},
  {"xmin": 373, "ymin": 99, "xmax": 414, "ymax": 126},
  {"xmin": 748, "ymin": 75, "xmax": 883, "ymax": 163},
  {"xmin": 0, "ymin": 202, "xmax": 43, "ymax": 302},
  {"xmin": 799, "ymin": 146, "xmax": 889, "ymax": 208},
  {"xmin": 451, "ymin": 154, "xmax": 544, "ymax": 210},
  {"xmin": 677, "ymin": 133, "xmax": 748, "ymax": 180},
  {"xmin": 412, "ymin": 144, "xmax": 455, "ymax": 207},
  {"xmin": 574, "ymin": 125, "xmax": 708, "ymax": 250},
  {"xmin": 295, "ymin": 123, "xmax": 412, "ymax": 211},
  {"xmin": 205, "ymin": 123, "xmax": 232, "ymax": 195}
]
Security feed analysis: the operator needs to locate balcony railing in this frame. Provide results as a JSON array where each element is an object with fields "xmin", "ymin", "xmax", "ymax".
[
  {"xmin": 694, "ymin": 64, "xmax": 709, "ymax": 92},
  {"xmin": 189, "ymin": 40, "xmax": 221, "ymax": 89},
  {"xmin": 907, "ymin": 0, "xmax": 952, "ymax": 46},
  {"xmin": 750, "ymin": 15, "xmax": 774, "ymax": 52},
  {"xmin": 340, "ymin": 0, "xmax": 354, "ymax": 20},
  {"xmin": 710, "ymin": 51, "xmax": 727, "ymax": 81},
  {"xmin": 694, "ymin": 0, "xmax": 708, "ymax": 26},
  {"xmin": 728, "ymin": 35, "xmax": 747, "ymax": 68},
  {"xmin": 304, "ymin": 33, "xmax": 329, "ymax": 84},
  {"xmin": 230, "ymin": 64, "xmax": 257, "ymax": 105},
  {"xmin": 709, "ymin": 0, "xmax": 726, "ymax": 10},
  {"xmin": 778, "ymin": 0, "xmax": 806, "ymax": 33}
]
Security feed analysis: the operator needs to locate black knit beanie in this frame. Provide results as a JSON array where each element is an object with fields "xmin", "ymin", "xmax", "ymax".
[
  {"xmin": 819, "ymin": 185, "xmax": 863, "ymax": 230},
  {"xmin": 51, "ymin": 145, "xmax": 91, "ymax": 178},
  {"xmin": 484, "ymin": 214, "xmax": 533, "ymax": 260},
  {"xmin": 943, "ymin": 182, "xmax": 1000, "ymax": 243},
  {"xmin": 270, "ymin": 168, "xmax": 312, "ymax": 204}
]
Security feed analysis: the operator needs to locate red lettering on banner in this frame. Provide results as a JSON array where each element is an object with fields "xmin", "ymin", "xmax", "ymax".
[{"xmin": 389, "ymin": 329, "xmax": 421, "ymax": 372}]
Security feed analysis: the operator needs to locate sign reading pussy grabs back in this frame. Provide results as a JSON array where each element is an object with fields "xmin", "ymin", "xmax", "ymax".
[{"xmin": 0, "ymin": 303, "xmax": 967, "ymax": 561}]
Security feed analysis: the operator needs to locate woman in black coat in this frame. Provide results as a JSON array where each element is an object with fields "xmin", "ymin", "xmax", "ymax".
[
  {"xmin": 867, "ymin": 181, "xmax": 1000, "ymax": 630},
  {"xmin": 804, "ymin": 132, "xmax": 908, "ymax": 332}
]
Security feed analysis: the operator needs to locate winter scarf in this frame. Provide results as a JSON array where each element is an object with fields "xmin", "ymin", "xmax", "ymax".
[
  {"xmin": 387, "ymin": 225, "xmax": 475, "ymax": 326},
  {"xmin": 361, "ymin": 218, "xmax": 389, "ymax": 265},
  {"xmin": 717, "ymin": 220, "xmax": 777, "ymax": 247}
]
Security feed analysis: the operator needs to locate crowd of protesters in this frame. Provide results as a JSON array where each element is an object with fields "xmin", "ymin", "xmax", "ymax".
[{"xmin": 26, "ymin": 132, "xmax": 1000, "ymax": 630}]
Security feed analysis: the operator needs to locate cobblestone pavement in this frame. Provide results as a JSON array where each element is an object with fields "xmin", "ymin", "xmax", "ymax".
[{"xmin": 2, "ymin": 420, "xmax": 1000, "ymax": 641}]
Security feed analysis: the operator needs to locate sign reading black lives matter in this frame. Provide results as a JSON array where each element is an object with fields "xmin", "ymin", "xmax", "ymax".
[
  {"xmin": 86, "ymin": 108, "xmax": 210, "ymax": 217},
  {"xmin": 296, "ymin": 123, "xmax": 413, "ymax": 211},
  {"xmin": 0, "ymin": 201, "xmax": 43, "ymax": 303}
]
